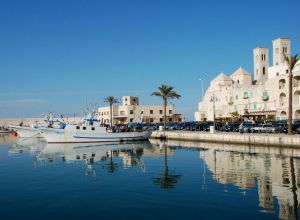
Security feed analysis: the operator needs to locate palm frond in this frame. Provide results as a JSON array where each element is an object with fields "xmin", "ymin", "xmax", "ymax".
[{"xmin": 104, "ymin": 96, "xmax": 119, "ymax": 105}]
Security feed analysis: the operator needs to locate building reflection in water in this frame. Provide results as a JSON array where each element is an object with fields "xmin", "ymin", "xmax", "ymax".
[{"xmin": 150, "ymin": 139, "xmax": 300, "ymax": 220}]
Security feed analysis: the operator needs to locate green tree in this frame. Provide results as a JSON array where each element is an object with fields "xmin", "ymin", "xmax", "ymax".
[
  {"xmin": 285, "ymin": 54, "xmax": 300, "ymax": 135},
  {"xmin": 104, "ymin": 96, "xmax": 119, "ymax": 129},
  {"xmin": 151, "ymin": 85, "xmax": 181, "ymax": 130}
]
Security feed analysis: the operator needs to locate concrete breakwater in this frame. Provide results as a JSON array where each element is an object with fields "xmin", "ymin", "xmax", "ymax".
[{"xmin": 150, "ymin": 130, "xmax": 300, "ymax": 147}]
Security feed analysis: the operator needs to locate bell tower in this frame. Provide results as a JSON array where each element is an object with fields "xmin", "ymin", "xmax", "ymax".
[
  {"xmin": 253, "ymin": 47, "xmax": 269, "ymax": 83},
  {"xmin": 272, "ymin": 38, "xmax": 290, "ymax": 66}
]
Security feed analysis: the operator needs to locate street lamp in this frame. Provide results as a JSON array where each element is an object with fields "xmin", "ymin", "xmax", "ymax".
[
  {"xmin": 199, "ymin": 78, "xmax": 205, "ymax": 120},
  {"xmin": 199, "ymin": 78, "xmax": 204, "ymax": 102},
  {"xmin": 210, "ymin": 92, "xmax": 217, "ymax": 124}
]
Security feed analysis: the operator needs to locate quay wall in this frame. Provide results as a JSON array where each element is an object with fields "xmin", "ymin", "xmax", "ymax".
[{"xmin": 150, "ymin": 131, "xmax": 300, "ymax": 147}]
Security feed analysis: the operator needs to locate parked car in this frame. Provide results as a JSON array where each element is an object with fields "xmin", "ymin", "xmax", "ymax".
[
  {"xmin": 251, "ymin": 124, "xmax": 263, "ymax": 133},
  {"xmin": 282, "ymin": 124, "xmax": 300, "ymax": 134},
  {"xmin": 242, "ymin": 123, "xmax": 254, "ymax": 133}
]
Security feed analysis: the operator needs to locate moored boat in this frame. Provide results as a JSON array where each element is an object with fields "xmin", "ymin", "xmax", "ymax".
[
  {"xmin": 39, "ymin": 119, "xmax": 151, "ymax": 143},
  {"xmin": 9, "ymin": 113, "xmax": 65, "ymax": 138}
]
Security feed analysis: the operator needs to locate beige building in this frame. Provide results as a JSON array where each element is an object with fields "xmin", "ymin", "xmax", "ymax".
[
  {"xmin": 195, "ymin": 38, "xmax": 300, "ymax": 121},
  {"xmin": 98, "ymin": 96, "xmax": 184, "ymax": 125}
]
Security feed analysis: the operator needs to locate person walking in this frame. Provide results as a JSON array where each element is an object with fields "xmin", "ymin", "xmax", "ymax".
[{"xmin": 239, "ymin": 122, "xmax": 244, "ymax": 134}]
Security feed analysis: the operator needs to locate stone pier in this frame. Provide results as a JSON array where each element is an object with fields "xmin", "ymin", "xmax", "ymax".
[{"xmin": 150, "ymin": 131, "xmax": 300, "ymax": 147}]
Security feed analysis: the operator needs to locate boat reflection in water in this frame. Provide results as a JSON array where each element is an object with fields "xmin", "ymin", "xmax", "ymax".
[
  {"xmin": 8, "ymin": 137, "xmax": 47, "ymax": 156},
  {"xmin": 9, "ymin": 139, "xmax": 171, "ymax": 176},
  {"xmin": 151, "ymin": 139, "xmax": 300, "ymax": 220}
]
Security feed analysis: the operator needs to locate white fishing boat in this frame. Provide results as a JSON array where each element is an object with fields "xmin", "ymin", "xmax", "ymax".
[
  {"xmin": 39, "ymin": 118, "xmax": 151, "ymax": 143},
  {"xmin": 10, "ymin": 113, "xmax": 65, "ymax": 138}
]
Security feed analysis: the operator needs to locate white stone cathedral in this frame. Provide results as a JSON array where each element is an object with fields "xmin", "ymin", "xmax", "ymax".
[{"xmin": 195, "ymin": 38, "xmax": 300, "ymax": 121}]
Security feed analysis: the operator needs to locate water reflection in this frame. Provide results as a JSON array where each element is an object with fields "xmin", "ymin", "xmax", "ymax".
[
  {"xmin": 152, "ymin": 143, "xmax": 181, "ymax": 188},
  {"xmin": 8, "ymin": 139, "xmax": 168, "ymax": 176},
  {"xmin": 150, "ymin": 139, "xmax": 300, "ymax": 220},
  {"xmin": 5, "ymin": 136, "xmax": 300, "ymax": 219}
]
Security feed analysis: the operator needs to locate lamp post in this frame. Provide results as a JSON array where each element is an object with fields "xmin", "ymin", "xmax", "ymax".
[
  {"xmin": 199, "ymin": 78, "xmax": 204, "ymax": 102},
  {"xmin": 199, "ymin": 78, "xmax": 205, "ymax": 120},
  {"xmin": 210, "ymin": 92, "xmax": 217, "ymax": 128}
]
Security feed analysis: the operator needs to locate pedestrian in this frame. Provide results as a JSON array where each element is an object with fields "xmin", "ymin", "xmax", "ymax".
[{"xmin": 239, "ymin": 122, "xmax": 244, "ymax": 134}]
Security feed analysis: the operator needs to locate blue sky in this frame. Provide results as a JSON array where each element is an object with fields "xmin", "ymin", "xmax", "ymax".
[{"xmin": 1, "ymin": 0, "xmax": 300, "ymax": 119}]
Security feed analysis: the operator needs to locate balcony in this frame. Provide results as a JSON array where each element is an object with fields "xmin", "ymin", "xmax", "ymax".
[{"xmin": 261, "ymin": 95, "xmax": 269, "ymax": 101}]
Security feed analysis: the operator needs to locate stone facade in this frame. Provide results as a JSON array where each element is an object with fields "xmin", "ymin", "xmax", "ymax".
[
  {"xmin": 195, "ymin": 38, "xmax": 300, "ymax": 121},
  {"xmin": 98, "ymin": 96, "xmax": 184, "ymax": 125}
]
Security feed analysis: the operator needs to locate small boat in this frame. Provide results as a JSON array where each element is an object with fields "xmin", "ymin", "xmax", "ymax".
[
  {"xmin": 0, "ymin": 126, "xmax": 12, "ymax": 134},
  {"xmin": 39, "ymin": 118, "xmax": 151, "ymax": 143},
  {"xmin": 10, "ymin": 112, "xmax": 65, "ymax": 138},
  {"xmin": 0, "ymin": 130, "xmax": 12, "ymax": 134}
]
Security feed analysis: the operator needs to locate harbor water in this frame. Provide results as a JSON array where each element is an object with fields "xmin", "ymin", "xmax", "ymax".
[{"xmin": 0, "ymin": 134, "xmax": 299, "ymax": 219}]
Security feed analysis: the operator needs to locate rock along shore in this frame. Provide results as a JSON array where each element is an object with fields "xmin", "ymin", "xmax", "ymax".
[{"xmin": 150, "ymin": 130, "xmax": 300, "ymax": 147}]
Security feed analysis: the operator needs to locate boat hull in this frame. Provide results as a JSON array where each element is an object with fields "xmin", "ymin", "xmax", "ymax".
[
  {"xmin": 39, "ymin": 128, "xmax": 152, "ymax": 143},
  {"xmin": 10, "ymin": 126, "xmax": 42, "ymax": 138}
]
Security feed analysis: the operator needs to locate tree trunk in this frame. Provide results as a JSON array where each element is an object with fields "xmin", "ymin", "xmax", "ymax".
[
  {"xmin": 290, "ymin": 157, "xmax": 298, "ymax": 219},
  {"xmin": 164, "ymin": 146, "xmax": 168, "ymax": 177},
  {"xmin": 110, "ymin": 104, "xmax": 113, "ymax": 129},
  {"xmin": 288, "ymin": 71, "xmax": 293, "ymax": 135},
  {"xmin": 163, "ymin": 98, "xmax": 167, "ymax": 130}
]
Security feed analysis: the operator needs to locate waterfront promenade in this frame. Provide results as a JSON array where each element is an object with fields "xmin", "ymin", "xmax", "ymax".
[{"xmin": 150, "ymin": 130, "xmax": 300, "ymax": 147}]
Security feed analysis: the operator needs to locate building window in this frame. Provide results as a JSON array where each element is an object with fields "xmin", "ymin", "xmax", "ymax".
[
  {"xmin": 150, "ymin": 110, "xmax": 153, "ymax": 114},
  {"xmin": 169, "ymin": 118, "xmax": 172, "ymax": 122},
  {"xmin": 159, "ymin": 118, "xmax": 163, "ymax": 122},
  {"xmin": 276, "ymin": 72, "xmax": 279, "ymax": 76},
  {"xmin": 130, "ymin": 118, "xmax": 133, "ymax": 122},
  {"xmin": 159, "ymin": 110, "xmax": 163, "ymax": 114},
  {"xmin": 91, "ymin": 127, "xmax": 95, "ymax": 131},
  {"xmin": 150, "ymin": 118, "xmax": 154, "ymax": 122},
  {"xmin": 236, "ymin": 95, "xmax": 238, "ymax": 100},
  {"xmin": 130, "ymin": 110, "xmax": 133, "ymax": 114},
  {"xmin": 237, "ymin": 80, "xmax": 239, "ymax": 84},
  {"xmin": 286, "ymin": 69, "xmax": 289, "ymax": 73},
  {"xmin": 263, "ymin": 67, "xmax": 265, "ymax": 75},
  {"xmin": 83, "ymin": 127, "xmax": 86, "ymax": 130},
  {"xmin": 76, "ymin": 126, "xmax": 80, "ymax": 130},
  {"xmin": 169, "ymin": 110, "xmax": 172, "ymax": 114},
  {"xmin": 261, "ymin": 54, "xmax": 264, "ymax": 61}
]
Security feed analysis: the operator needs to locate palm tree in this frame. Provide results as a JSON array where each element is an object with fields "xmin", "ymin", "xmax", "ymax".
[
  {"xmin": 104, "ymin": 96, "xmax": 119, "ymax": 129},
  {"xmin": 153, "ymin": 145, "xmax": 181, "ymax": 188},
  {"xmin": 285, "ymin": 54, "xmax": 300, "ymax": 135},
  {"xmin": 107, "ymin": 150, "xmax": 118, "ymax": 173},
  {"xmin": 151, "ymin": 85, "xmax": 181, "ymax": 130}
]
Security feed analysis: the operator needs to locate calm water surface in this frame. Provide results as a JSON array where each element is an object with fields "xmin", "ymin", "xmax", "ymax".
[{"xmin": 0, "ymin": 135, "xmax": 299, "ymax": 219}]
